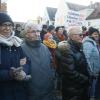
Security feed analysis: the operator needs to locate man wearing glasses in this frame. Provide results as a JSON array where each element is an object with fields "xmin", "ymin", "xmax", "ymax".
[
  {"xmin": 57, "ymin": 26, "xmax": 90, "ymax": 100},
  {"xmin": 21, "ymin": 21, "xmax": 56, "ymax": 100}
]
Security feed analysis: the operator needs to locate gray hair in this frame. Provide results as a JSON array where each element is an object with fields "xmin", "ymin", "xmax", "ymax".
[
  {"xmin": 24, "ymin": 20, "xmax": 41, "ymax": 33},
  {"xmin": 67, "ymin": 26, "xmax": 82, "ymax": 36},
  {"xmin": 58, "ymin": 41, "xmax": 70, "ymax": 53}
]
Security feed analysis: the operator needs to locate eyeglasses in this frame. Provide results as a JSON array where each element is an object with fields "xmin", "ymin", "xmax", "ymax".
[
  {"xmin": 1, "ymin": 24, "xmax": 13, "ymax": 28},
  {"xmin": 74, "ymin": 34, "xmax": 83, "ymax": 37},
  {"xmin": 27, "ymin": 30, "xmax": 40, "ymax": 34},
  {"xmin": 79, "ymin": 34, "xmax": 83, "ymax": 36}
]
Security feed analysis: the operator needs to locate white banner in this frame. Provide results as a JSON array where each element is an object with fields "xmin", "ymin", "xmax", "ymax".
[{"xmin": 65, "ymin": 10, "xmax": 85, "ymax": 26}]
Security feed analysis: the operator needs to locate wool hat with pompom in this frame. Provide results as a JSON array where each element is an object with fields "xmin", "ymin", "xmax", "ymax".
[{"xmin": 0, "ymin": 13, "xmax": 14, "ymax": 26}]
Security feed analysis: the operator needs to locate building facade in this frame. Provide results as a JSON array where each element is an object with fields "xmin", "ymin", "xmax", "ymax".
[
  {"xmin": 0, "ymin": 0, "xmax": 7, "ymax": 13},
  {"xmin": 55, "ymin": 0, "xmax": 92, "ymax": 27}
]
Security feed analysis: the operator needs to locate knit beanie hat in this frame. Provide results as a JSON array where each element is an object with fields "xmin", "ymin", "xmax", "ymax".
[{"xmin": 0, "ymin": 13, "xmax": 14, "ymax": 26}]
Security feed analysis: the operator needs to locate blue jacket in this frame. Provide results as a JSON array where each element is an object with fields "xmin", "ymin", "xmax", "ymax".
[
  {"xmin": 83, "ymin": 36, "xmax": 100, "ymax": 76},
  {"xmin": 21, "ymin": 41, "xmax": 56, "ymax": 100},
  {"xmin": 0, "ymin": 44, "xmax": 30, "ymax": 100}
]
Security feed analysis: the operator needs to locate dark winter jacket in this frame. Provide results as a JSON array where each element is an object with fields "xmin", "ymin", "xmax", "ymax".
[
  {"xmin": 0, "ymin": 44, "xmax": 31, "ymax": 100},
  {"xmin": 56, "ymin": 40, "xmax": 89, "ymax": 97}
]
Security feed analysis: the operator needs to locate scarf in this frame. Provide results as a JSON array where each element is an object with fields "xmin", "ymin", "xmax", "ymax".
[
  {"xmin": 56, "ymin": 32, "xmax": 65, "ymax": 41},
  {"xmin": 0, "ymin": 32, "xmax": 23, "ymax": 47}
]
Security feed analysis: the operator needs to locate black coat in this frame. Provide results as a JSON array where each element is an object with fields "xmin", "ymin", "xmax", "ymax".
[
  {"xmin": 56, "ymin": 40, "xmax": 89, "ymax": 100},
  {"xmin": 0, "ymin": 45, "xmax": 30, "ymax": 100}
]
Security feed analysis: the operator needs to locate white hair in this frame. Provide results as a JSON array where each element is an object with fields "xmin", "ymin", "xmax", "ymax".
[
  {"xmin": 58, "ymin": 41, "xmax": 70, "ymax": 53},
  {"xmin": 67, "ymin": 26, "xmax": 82, "ymax": 36},
  {"xmin": 24, "ymin": 20, "xmax": 41, "ymax": 33}
]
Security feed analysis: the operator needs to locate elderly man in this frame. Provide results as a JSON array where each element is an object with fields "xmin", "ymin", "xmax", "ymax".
[
  {"xmin": 57, "ymin": 26, "xmax": 89, "ymax": 100},
  {"xmin": 21, "ymin": 21, "xmax": 56, "ymax": 100}
]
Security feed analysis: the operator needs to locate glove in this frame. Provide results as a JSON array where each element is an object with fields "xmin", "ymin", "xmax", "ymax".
[{"xmin": 10, "ymin": 67, "xmax": 31, "ymax": 81}]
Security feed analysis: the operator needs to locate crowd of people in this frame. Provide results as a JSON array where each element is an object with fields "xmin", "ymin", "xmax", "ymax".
[{"xmin": 0, "ymin": 12, "xmax": 100, "ymax": 100}]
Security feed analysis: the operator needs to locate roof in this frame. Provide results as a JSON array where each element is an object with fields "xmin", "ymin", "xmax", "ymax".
[
  {"xmin": 66, "ymin": 2, "xmax": 87, "ymax": 11},
  {"xmin": 86, "ymin": 8, "xmax": 100, "ymax": 20},
  {"xmin": 46, "ymin": 7, "xmax": 57, "ymax": 21},
  {"xmin": 86, "ymin": 2, "xmax": 100, "ymax": 20},
  {"xmin": 87, "ymin": 2, "xmax": 100, "ymax": 9}
]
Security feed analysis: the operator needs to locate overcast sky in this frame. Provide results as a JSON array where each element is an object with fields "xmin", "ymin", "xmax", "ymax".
[{"xmin": 7, "ymin": 0, "xmax": 100, "ymax": 22}]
